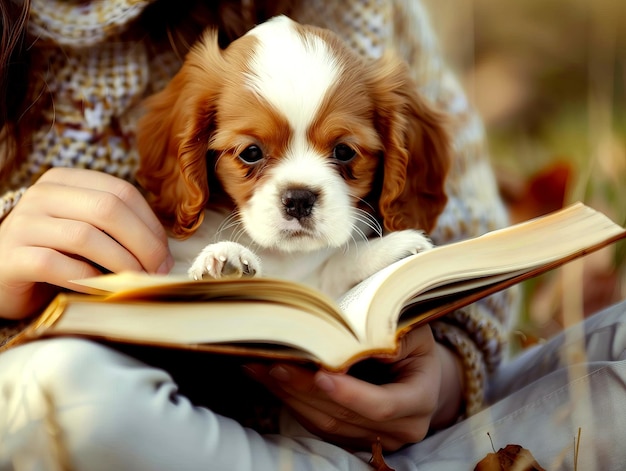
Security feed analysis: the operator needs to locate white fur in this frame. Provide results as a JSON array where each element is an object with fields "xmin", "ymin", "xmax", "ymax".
[
  {"xmin": 183, "ymin": 17, "xmax": 434, "ymax": 299},
  {"xmin": 241, "ymin": 152, "xmax": 356, "ymax": 252},
  {"xmin": 187, "ymin": 241, "xmax": 261, "ymax": 280},
  {"xmin": 240, "ymin": 17, "xmax": 356, "ymax": 253},
  {"xmin": 244, "ymin": 16, "xmax": 342, "ymax": 136},
  {"xmin": 180, "ymin": 210, "xmax": 433, "ymax": 300}
]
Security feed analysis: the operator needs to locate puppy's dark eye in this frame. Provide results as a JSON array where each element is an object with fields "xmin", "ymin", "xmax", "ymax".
[
  {"xmin": 332, "ymin": 144, "xmax": 356, "ymax": 162},
  {"xmin": 239, "ymin": 145, "xmax": 263, "ymax": 164}
]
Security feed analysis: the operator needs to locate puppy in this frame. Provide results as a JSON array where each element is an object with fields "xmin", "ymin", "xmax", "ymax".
[{"xmin": 136, "ymin": 15, "xmax": 450, "ymax": 299}]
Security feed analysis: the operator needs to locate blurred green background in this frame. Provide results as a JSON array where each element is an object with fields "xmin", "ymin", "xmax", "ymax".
[{"xmin": 425, "ymin": 0, "xmax": 626, "ymax": 343}]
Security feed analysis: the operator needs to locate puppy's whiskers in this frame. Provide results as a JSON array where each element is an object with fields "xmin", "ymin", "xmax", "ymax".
[
  {"xmin": 231, "ymin": 225, "xmax": 250, "ymax": 245},
  {"xmin": 351, "ymin": 196, "xmax": 382, "ymax": 236},
  {"xmin": 216, "ymin": 211, "xmax": 263, "ymax": 251},
  {"xmin": 344, "ymin": 205, "xmax": 383, "ymax": 255},
  {"xmin": 354, "ymin": 208, "xmax": 382, "ymax": 237},
  {"xmin": 215, "ymin": 212, "xmax": 244, "ymax": 241}
]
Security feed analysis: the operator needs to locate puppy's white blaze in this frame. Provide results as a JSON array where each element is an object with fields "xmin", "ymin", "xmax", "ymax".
[
  {"xmin": 241, "ymin": 151, "xmax": 356, "ymax": 252},
  {"xmin": 245, "ymin": 16, "xmax": 342, "ymax": 134}
]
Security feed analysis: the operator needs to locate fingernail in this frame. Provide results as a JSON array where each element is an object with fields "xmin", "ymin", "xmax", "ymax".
[
  {"xmin": 269, "ymin": 366, "xmax": 291, "ymax": 382},
  {"xmin": 157, "ymin": 254, "xmax": 175, "ymax": 274},
  {"xmin": 315, "ymin": 373, "xmax": 335, "ymax": 393}
]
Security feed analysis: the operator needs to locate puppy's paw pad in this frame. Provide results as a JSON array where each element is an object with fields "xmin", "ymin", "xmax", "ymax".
[{"xmin": 188, "ymin": 242, "xmax": 262, "ymax": 280}]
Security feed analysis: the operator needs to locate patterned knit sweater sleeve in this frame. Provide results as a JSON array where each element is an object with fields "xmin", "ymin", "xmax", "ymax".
[
  {"xmin": 0, "ymin": 0, "xmax": 160, "ymax": 223},
  {"xmin": 293, "ymin": 0, "xmax": 518, "ymax": 416},
  {"xmin": 0, "ymin": 188, "xmax": 26, "ymax": 223}
]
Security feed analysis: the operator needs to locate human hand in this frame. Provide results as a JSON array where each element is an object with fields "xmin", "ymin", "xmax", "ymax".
[
  {"xmin": 0, "ymin": 168, "xmax": 173, "ymax": 319},
  {"xmin": 245, "ymin": 324, "xmax": 465, "ymax": 452}
]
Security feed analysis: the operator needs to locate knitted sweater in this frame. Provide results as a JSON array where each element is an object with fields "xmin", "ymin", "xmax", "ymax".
[{"xmin": 0, "ymin": 0, "xmax": 515, "ymax": 417}]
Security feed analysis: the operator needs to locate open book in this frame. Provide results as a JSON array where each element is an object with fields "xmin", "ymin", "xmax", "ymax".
[{"xmin": 5, "ymin": 202, "xmax": 626, "ymax": 371}]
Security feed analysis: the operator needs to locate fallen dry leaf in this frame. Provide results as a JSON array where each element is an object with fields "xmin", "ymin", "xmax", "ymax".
[
  {"xmin": 474, "ymin": 444, "xmax": 546, "ymax": 471},
  {"xmin": 369, "ymin": 438, "xmax": 395, "ymax": 471}
]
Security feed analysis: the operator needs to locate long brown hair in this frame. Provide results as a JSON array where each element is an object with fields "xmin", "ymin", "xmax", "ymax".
[{"xmin": 0, "ymin": 0, "xmax": 31, "ymax": 179}]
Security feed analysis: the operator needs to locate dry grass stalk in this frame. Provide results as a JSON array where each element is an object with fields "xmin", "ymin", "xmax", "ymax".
[{"xmin": 41, "ymin": 388, "xmax": 74, "ymax": 471}]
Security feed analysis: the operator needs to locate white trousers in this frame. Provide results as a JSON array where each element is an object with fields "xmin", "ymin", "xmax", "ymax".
[{"xmin": 1, "ymin": 301, "xmax": 625, "ymax": 471}]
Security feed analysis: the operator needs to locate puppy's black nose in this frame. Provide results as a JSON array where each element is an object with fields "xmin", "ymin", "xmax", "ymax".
[{"xmin": 281, "ymin": 189, "xmax": 317, "ymax": 220}]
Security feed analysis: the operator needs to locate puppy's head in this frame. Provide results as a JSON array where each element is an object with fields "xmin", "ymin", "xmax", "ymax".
[{"xmin": 137, "ymin": 16, "xmax": 450, "ymax": 251}]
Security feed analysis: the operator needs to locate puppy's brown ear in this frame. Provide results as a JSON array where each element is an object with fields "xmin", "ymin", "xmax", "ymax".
[
  {"xmin": 136, "ymin": 29, "xmax": 224, "ymax": 239},
  {"xmin": 367, "ymin": 54, "xmax": 450, "ymax": 233}
]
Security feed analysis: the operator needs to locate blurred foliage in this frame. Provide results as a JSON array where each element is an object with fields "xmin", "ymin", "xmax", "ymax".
[{"xmin": 425, "ymin": 0, "xmax": 626, "ymax": 340}]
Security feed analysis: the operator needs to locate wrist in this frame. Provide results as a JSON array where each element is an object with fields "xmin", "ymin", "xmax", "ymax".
[{"xmin": 430, "ymin": 342, "xmax": 465, "ymax": 429}]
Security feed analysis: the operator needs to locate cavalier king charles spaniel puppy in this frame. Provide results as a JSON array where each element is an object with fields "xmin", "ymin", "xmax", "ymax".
[{"xmin": 136, "ymin": 15, "xmax": 450, "ymax": 299}]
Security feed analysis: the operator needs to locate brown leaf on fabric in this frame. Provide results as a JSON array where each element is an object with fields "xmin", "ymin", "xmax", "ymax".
[
  {"xmin": 474, "ymin": 444, "xmax": 546, "ymax": 471},
  {"xmin": 369, "ymin": 438, "xmax": 395, "ymax": 471},
  {"xmin": 42, "ymin": 388, "xmax": 75, "ymax": 471}
]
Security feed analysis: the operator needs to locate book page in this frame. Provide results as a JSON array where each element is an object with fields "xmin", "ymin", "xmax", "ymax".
[
  {"xmin": 42, "ymin": 296, "xmax": 364, "ymax": 370},
  {"xmin": 361, "ymin": 202, "xmax": 626, "ymax": 345},
  {"xmin": 336, "ymin": 260, "xmax": 403, "ymax": 344},
  {"xmin": 72, "ymin": 272, "xmax": 192, "ymax": 295},
  {"xmin": 72, "ymin": 272, "xmax": 361, "ymax": 338}
]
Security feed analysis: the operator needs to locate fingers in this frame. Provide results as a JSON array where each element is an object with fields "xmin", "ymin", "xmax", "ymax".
[
  {"xmin": 313, "ymin": 370, "xmax": 437, "ymax": 420},
  {"xmin": 11, "ymin": 216, "xmax": 144, "ymax": 275},
  {"xmin": 22, "ymin": 176, "xmax": 172, "ymax": 275},
  {"xmin": 38, "ymin": 168, "xmax": 168, "ymax": 245},
  {"xmin": 257, "ymin": 363, "xmax": 433, "ymax": 422},
  {"xmin": 0, "ymin": 168, "xmax": 175, "ymax": 319},
  {"xmin": 244, "ymin": 326, "xmax": 443, "ymax": 451},
  {"xmin": 284, "ymin": 399, "xmax": 420, "ymax": 451},
  {"xmin": 8, "ymin": 245, "xmax": 106, "ymax": 291},
  {"xmin": 245, "ymin": 363, "xmax": 432, "ymax": 450},
  {"xmin": 261, "ymin": 328, "xmax": 440, "ymax": 421}
]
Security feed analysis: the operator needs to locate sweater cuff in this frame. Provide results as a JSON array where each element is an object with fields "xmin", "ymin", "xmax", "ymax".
[
  {"xmin": 431, "ymin": 320, "xmax": 486, "ymax": 416},
  {"xmin": 0, "ymin": 187, "xmax": 27, "ymax": 223}
]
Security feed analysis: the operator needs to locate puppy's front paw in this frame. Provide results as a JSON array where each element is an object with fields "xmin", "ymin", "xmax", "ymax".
[
  {"xmin": 384, "ymin": 229, "xmax": 434, "ymax": 260},
  {"xmin": 188, "ymin": 242, "xmax": 262, "ymax": 280}
]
